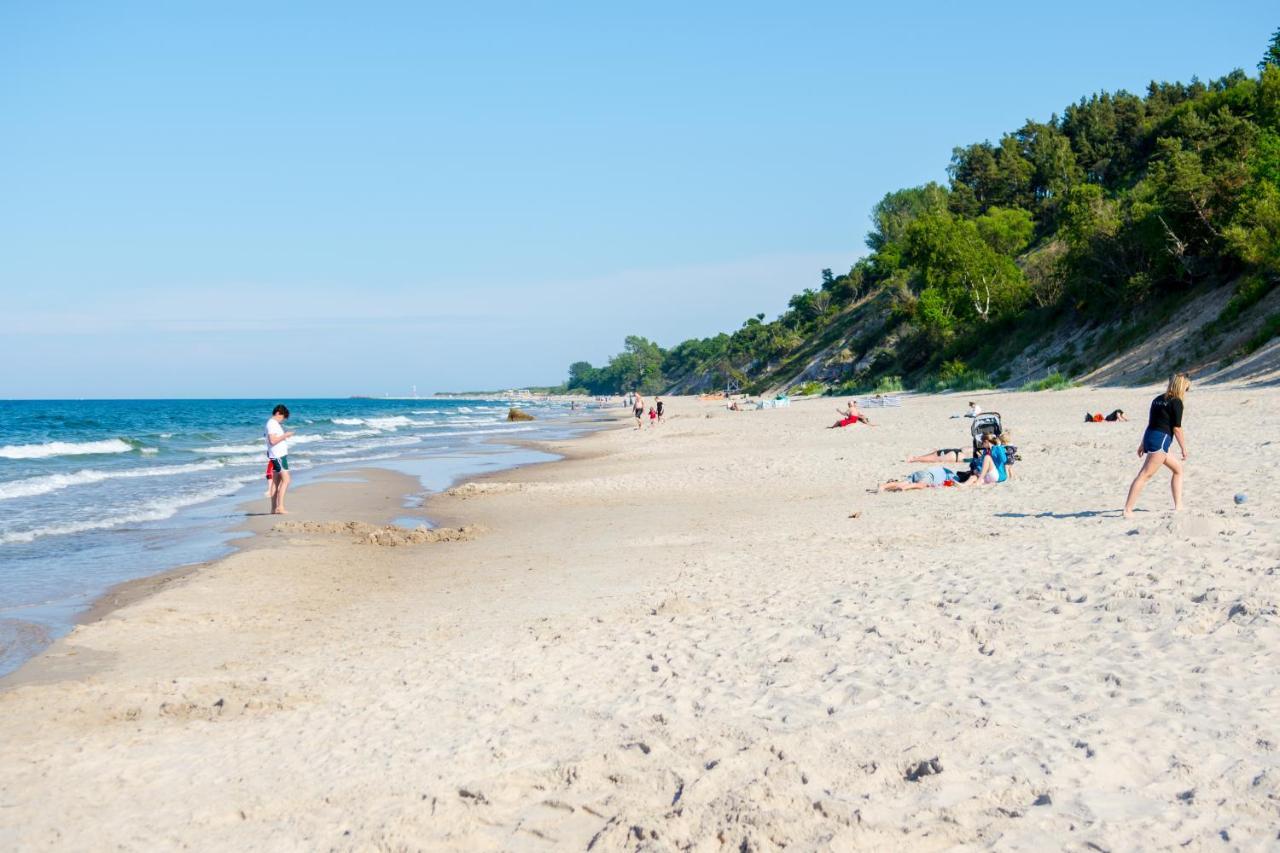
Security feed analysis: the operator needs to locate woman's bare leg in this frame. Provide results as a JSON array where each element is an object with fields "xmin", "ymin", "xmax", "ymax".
[
  {"xmin": 907, "ymin": 451, "xmax": 960, "ymax": 463},
  {"xmin": 1164, "ymin": 454, "xmax": 1184, "ymax": 511},
  {"xmin": 879, "ymin": 481, "xmax": 928, "ymax": 493},
  {"xmin": 1123, "ymin": 452, "xmax": 1164, "ymax": 517},
  {"xmin": 978, "ymin": 453, "xmax": 997, "ymax": 484}
]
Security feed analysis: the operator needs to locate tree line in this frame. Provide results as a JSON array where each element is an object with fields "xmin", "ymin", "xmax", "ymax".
[{"xmin": 566, "ymin": 30, "xmax": 1280, "ymax": 395}]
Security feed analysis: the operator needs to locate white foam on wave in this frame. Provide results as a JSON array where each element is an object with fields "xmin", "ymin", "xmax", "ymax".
[
  {"xmin": 197, "ymin": 443, "xmax": 262, "ymax": 455},
  {"xmin": 426, "ymin": 425, "xmax": 537, "ymax": 439},
  {"xmin": 0, "ymin": 476, "xmax": 260, "ymax": 545},
  {"xmin": 325, "ymin": 416, "xmax": 417, "ymax": 430},
  {"xmin": 441, "ymin": 416, "xmax": 498, "ymax": 425},
  {"xmin": 301, "ymin": 435, "xmax": 423, "ymax": 457},
  {"xmin": 0, "ymin": 439, "xmax": 134, "ymax": 460},
  {"xmin": 0, "ymin": 459, "xmax": 243, "ymax": 501},
  {"xmin": 364, "ymin": 416, "xmax": 416, "ymax": 430}
]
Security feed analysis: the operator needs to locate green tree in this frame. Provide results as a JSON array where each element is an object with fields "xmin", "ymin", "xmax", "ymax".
[
  {"xmin": 866, "ymin": 183, "xmax": 950, "ymax": 253},
  {"xmin": 566, "ymin": 361, "xmax": 599, "ymax": 392},
  {"xmin": 904, "ymin": 212, "xmax": 1030, "ymax": 327},
  {"xmin": 975, "ymin": 207, "xmax": 1036, "ymax": 256},
  {"xmin": 1260, "ymin": 27, "xmax": 1280, "ymax": 71}
]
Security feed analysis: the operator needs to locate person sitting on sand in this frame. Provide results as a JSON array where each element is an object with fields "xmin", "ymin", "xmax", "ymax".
[
  {"xmin": 829, "ymin": 400, "xmax": 872, "ymax": 428},
  {"xmin": 878, "ymin": 465, "xmax": 957, "ymax": 492},
  {"xmin": 729, "ymin": 400, "xmax": 741, "ymax": 411},
  {"xmin": 973, "ymin": 434, "xmax": 1009, "ymax": 484}
]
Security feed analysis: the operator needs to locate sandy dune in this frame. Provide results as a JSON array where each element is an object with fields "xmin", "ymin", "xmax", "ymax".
[{"xmin": 1, "ymin": 387, "xmax": 1277, "ymax": 850}]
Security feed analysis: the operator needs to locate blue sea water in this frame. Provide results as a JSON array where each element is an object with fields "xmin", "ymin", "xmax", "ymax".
[{"xmin": 0, "ymin": 397, "xmax": 589, "ymax": 677}]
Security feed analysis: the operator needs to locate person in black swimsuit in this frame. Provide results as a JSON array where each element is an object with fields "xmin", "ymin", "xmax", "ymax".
[
  {"xmin": 633, "ymin": 391, "xmax": 645, "ymax": 429},
  {"xmin": 906, "ymin": 448, "xmax": 965, "ymax": 463},
  {"xmin": 1123, "ymin": 373, "xmax": 1190, "ymax": 518}
]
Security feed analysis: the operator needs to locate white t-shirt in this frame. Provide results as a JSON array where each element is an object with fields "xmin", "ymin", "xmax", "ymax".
[{"xmin": 265, "ymin": 418, "xmax": 288, "ymax": 459}]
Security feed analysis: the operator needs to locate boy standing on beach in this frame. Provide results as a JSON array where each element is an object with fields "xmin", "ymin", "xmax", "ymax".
[{"xmin": 265, "ymin": 404, "xmax": 294, "ymax": 514}]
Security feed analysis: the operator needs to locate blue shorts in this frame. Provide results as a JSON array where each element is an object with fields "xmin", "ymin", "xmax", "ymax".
[{"xmin": 1141, "ymin": 429, "xmax": 1173, "ymax": 454}]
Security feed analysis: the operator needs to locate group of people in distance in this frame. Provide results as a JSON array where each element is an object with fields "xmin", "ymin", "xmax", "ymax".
[
  {"xmin": 866, "ymin": 372, "xmax": 1191, "ymax": 516},
  {"xmin": 880, "ymin": 431, "xmax": 1011, "ymax": 492},
  {"xmin": 871, "ymin": 400, "xmax": 1005, "ymax": 492},
  {"xmin": 626, "ymin": 391, "xmax": 665, "ymax": 429}
]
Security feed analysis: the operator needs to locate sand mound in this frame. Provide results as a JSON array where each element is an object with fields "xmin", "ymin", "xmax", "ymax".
[
  {"xmin": 272, "ymin": 520, "xmax": 483, "ymax": 546},
  {"xmin": 444, "ymin": 481, "xmax": 525, "ymax": 498}
]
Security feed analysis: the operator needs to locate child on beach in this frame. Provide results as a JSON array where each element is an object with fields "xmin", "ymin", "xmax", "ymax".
[
  {"xmin": 648, "ymin": 407, "xmax": 657, "ymax": 426},
  {"xmin": 264, "ymin": 404, "xmax": 295, "ymax": 514}
]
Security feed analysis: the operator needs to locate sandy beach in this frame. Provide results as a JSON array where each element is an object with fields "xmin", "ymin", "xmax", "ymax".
[{"xmin": 1, "ymin": 387, "xmax": 1277, "ymax": 850}]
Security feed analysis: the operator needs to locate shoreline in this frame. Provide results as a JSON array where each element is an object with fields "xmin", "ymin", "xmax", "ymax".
[
  {"xmin": 1, "ymin": 411, "xmax": 623, "ymax": 690},
  {"xmin": 1, "ymin": 389, "xmax": 1276, "ymax": 848}
]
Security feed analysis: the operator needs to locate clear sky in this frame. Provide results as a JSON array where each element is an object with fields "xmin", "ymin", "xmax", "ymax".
[{"xmin": 1, "ymin": 1, "xmax": 1274, "ymax": 397}]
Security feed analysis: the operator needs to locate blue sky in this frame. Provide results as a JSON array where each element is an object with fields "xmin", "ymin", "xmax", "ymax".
[{"xmin": 1, "ymin": 2, "xmax": 1274, "ymax": 396}]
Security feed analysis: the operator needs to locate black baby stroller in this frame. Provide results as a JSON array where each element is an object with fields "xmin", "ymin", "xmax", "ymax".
[
  {"xmin": 971, "ymin": 411, "xmax": 1002, "ymax": 452},
  {"xmin": 968, "ymin": 412, "xmax": 1018, "ymax": 475}
]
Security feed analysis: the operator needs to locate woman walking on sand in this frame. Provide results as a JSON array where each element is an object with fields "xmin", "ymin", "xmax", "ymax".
[{"xmin": 1123, "ymin": 373, "xmax": 1190, "ymax": 518}]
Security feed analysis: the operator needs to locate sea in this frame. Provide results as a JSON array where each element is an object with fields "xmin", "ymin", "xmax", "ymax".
[{"xmin": 0, "ymin": 397, "xmax": 592, "ymax": 677}]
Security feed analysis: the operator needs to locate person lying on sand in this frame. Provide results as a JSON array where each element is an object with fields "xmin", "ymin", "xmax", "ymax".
[
  {"xmin": 829, "ymin": 400, "xmax": 873, "ymax": 428},
  {"xmin": 878, "ymin": 466, "xmax": 958, "ymax": 492},
  {"xmin": 1084, "ymin": 409, "xmax": 1128, "ymax": 422},
  {"xmin": 907, "ymin": 447, "xmax": 966, "ymax": 463}
]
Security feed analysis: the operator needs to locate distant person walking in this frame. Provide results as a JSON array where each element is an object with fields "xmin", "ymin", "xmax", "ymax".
[
  {"xmin": 265, "ymin": 404, "xmax": 295, "ymax": 514},
  {"xmin": 656, "ymin": 397, "xmax": 665, "ymax": 423},
  {"xmin": 1123, "ymin": 374, "xmax": 1190, "ymax": 518},
  {"xmin": 633, "ymin": 391, "xmax": 645, "ymax": 429}
]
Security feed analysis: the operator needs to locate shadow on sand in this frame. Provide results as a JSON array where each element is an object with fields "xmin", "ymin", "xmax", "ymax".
[{"xmin": 996, "ymin": 509, "xmax": 1128, "ymax": 520}]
